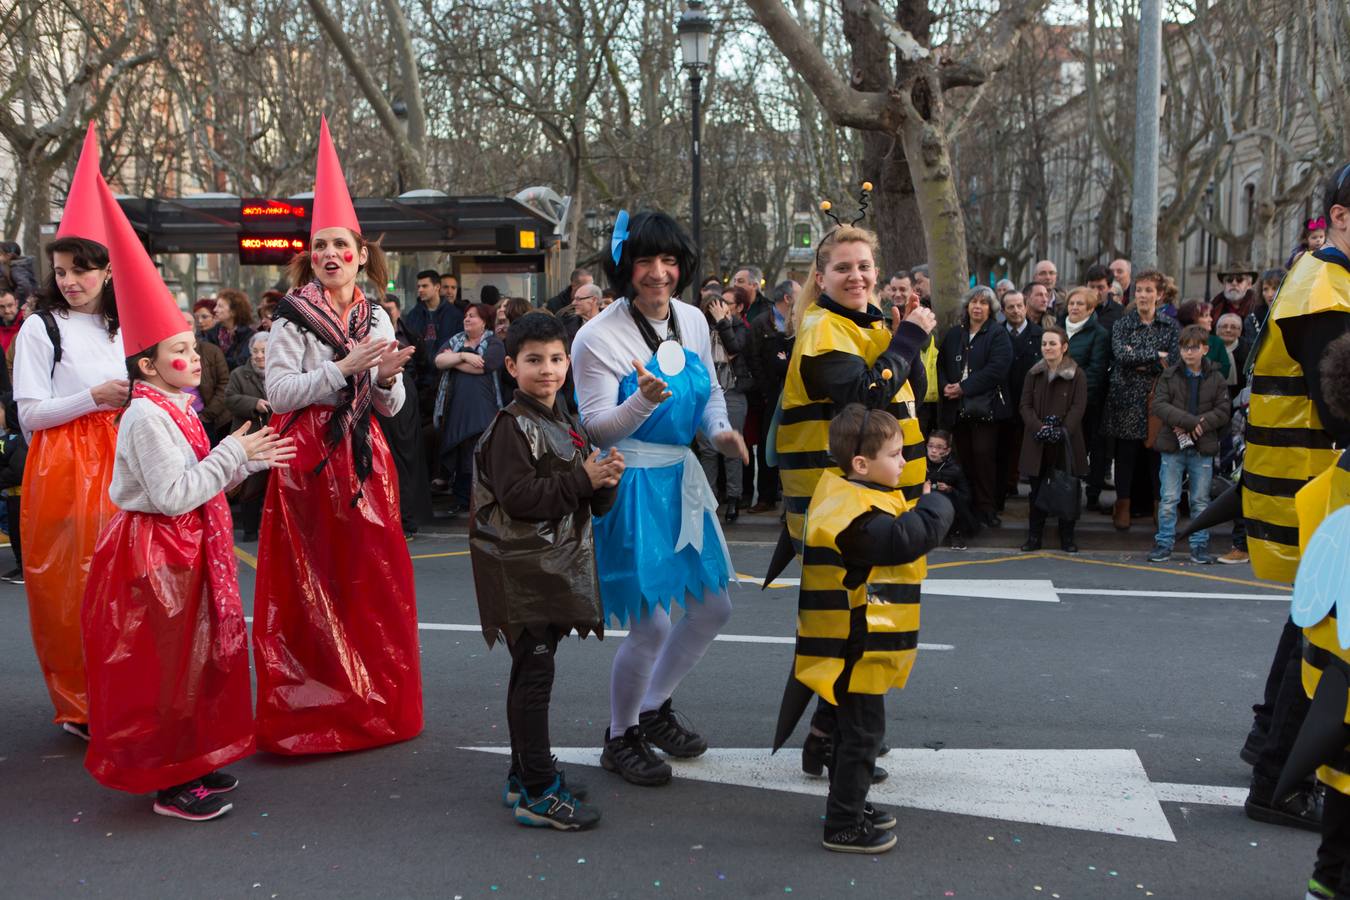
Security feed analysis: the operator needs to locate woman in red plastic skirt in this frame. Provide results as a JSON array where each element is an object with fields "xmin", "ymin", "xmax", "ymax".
[
  {"xmin": 252, "ymin": 117, "xmax": 421, "ymax": 754},
  {"xmin": 13, "ymin": 126, "xmax": 127, "ymax": 737}
]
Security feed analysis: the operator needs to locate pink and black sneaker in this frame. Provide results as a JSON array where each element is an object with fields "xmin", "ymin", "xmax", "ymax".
[
  {"xmin": 199, "ymin": 771, "xmax": 239, "ymax": 795},
  {"xmin": 153, "ymin": 781, "xmax": 232, "ymax": 821}
]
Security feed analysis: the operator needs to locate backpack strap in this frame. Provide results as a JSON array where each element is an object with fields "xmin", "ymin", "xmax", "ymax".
[{"xmin": 36, "ymin": 309, "xmax": 61, "ymax": 375}]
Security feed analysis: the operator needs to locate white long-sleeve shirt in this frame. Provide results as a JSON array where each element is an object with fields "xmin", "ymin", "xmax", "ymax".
[
  {"xmin": 109, "ymin": 387, "xmax": 264, "ymax": 517},
  {"xmin": 264, "ymin": 304, "xmax": 402, "ymax": 415},
  {"xmin": 12, "ymin": 309, "xmax": 126, "ymax": 440},
  {"xmin": 570, "ymin": 297, "xmax": 731, "ymax": 448}
]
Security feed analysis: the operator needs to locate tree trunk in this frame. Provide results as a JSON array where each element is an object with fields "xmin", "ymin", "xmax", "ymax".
[
  {"xmin": 898, "ymin": 112, "xmax": 968, "ymax": 325},
  {"xmin": 863, "ymin": 131, "xmax": 926, "ymax": 275}
]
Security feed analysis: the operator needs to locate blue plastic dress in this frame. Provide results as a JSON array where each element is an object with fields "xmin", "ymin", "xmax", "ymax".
[{"xmin": 593, "ymin": 347, "xmax": 732, "ymax": 626}]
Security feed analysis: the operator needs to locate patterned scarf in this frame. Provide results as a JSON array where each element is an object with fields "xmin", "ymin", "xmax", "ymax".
[
  {"xmin": 274, "ymin": 280, "xmax": 376, "ymax": 496},
  {"xmin": 133, "ymin": 383, "xmax": 247, "ymax": 656}
]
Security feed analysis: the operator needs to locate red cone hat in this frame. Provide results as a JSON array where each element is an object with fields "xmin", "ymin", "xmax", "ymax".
[
  {"xmin": 56, "ymin": 122, "xmax": 111, "ymax": 247},
  {"xmin": 99, "ymin": 181, "xmax": 186, "ymax": 356},
  {"xmin": 310, "ymin": 116, "xmax": 361, "ymax": 240}
]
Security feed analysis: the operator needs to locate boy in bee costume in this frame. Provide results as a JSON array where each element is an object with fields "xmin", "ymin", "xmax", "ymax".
[
  {"xmin": 776, "ymin": 404, "xmax": 951, "ymax": 854},
  {"xmin": 1275, "ymin": 334, "xmax": 1350, "ymax": 899}
]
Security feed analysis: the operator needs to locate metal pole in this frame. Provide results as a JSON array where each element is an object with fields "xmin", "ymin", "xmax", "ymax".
[
  {"xmin": 1129, "ymin": 0, "xmax": 1162, "ymax": 270},
  {"xmin": 690, "ymin": 70, "xmax": 703, "ymax": 298}
]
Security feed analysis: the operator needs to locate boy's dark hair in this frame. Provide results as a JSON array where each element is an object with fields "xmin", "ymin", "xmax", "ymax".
[
  {"xmin": 1322, "ymin": 162, "xmax": 1350, "ymax": 225},
  {"xmin": 1084, "ymin": 263, "xmax": 1110, "ymax": 284},
  {"xmin": 1320, "ymin": 333, "xmax": 1350, "ymax": 423},
  {"xmin": 828, "ymin": 403, "xmax": 901, "ymax": 471},
  {"xmin": 1178, "ymin": 324, "xmax": 1209, "ymax": 347},
  {"xmin": 505, "ymin": 311, "xmax": 567, "ymax": 358},
  {"xmin": 416, "ymin": 269, "xmax": 439, "ymax": 282},
  {"xmin": 601, "ymin": 211, "xmax": 699, "ymax": 301},
  {"xmin": 928, "ymin": 428, "xmax": 953, "ymax": 445}
]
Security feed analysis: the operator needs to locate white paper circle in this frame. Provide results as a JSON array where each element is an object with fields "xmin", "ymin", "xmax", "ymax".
[{"xmin": 656, "ymin": 340, "xmax": 685, "ymax": 377}]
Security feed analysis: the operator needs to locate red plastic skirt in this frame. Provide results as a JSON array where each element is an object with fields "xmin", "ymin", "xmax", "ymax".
[
  {"xmin": 82, "ymin": 509, "xmax": 254, "ymax": 793},
  {"xmin": 21, "ymin": 410, "xmax": 119, "ymax": 724},
  {"xmin": 252, "ymin": 406, "xmax": 423, "ymax": 754}
]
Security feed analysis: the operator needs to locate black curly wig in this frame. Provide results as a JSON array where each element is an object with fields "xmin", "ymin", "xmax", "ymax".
[{"xmin": 601, "ymin": 211, "xmax": 699, "ymax": 301}]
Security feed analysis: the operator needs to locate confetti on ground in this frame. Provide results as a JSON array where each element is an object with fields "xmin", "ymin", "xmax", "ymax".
[{"xmin": 577, "ymin": 859, "xmax": 586, "ymax": 864}]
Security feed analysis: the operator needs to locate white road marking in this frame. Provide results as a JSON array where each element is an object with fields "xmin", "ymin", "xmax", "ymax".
[
  {"xmin": 238, "ymin": 619, "xmax": 954, "ymax": 652},
  {"xmin": 744, "ymin": 576, "xmax": 1062, "ymax": 603},
  {"xmin": 463, "ymin": 746, "xmax": 1243, "ymax": 842},
  {"xmin": 1055, "ymin": 588, "xmax": 1290, "ymax": 602}
]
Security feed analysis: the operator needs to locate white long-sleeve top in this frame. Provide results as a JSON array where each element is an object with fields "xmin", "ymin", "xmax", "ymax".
[
  {"xmin": 12, "ymin": 309, "xmax": 126, "ymax": 441},
  {"xmin": 264, "ymin": 303, "xmax": 402, "ymax": 415},
  {"xmin": 109, "ymin": 387, "xmax": 265, "ymax": 517},
  {"xmin": 570, "ymin": 297, "xmax": 731, "ymax": 448}
]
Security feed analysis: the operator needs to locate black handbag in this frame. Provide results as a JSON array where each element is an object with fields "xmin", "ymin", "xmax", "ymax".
[
  {"xmin": 1034, "ymin": 430, "xmax": 1082, "ymax": 520},
  {"xmin": 955, "ymin": 328, "xmax": 1002, "ymax": 421}
]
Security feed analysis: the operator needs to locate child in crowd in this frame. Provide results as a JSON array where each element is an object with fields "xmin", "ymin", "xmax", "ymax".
[
  {"xmin": 924, "ymin": 428, "xmax": 974, "ymax": 549},
  {"xmin": 1148, "ymin": 324, "xmax": 1231, "ymax": 564},
  {"xmin": 470, "ymin": 313, "xmax": 624, "ymax": 831},
  {"xmin": 0, "ymin": 399, "xmax": 25, "ymax": 582},
  {"xmin": 81, "ymin": 189, "xmax": 295, "ymax": 821},
  {"xmin": 784, "ymin": 404, "xmax": 952, "ymax": 853}
]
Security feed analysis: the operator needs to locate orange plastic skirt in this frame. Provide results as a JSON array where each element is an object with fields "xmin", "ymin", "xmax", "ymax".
[{"xmin": 20, "ymin": 410, "xmax": 119, "ymax": 724}]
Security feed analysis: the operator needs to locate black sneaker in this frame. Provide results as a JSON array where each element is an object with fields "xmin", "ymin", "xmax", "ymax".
[
  {"xmin": 153, "ymin": 781, "xmax": 232, "ymax": 821},
  {"xmin": 801, "ymin": 733, "xmax": 888, "ymax": 783},
  {"xmin": 1245, "ymin": 779, "xmax": 1322, "ymax": 831},
  {"xmin": 1239, "ymin": 727, "xmax": 1266, "ymax": 767},
  {"xmin": 638, "ymin": 699, "xmax": 708, "ymax": 758},
  {"xmin": 1306, "ymin": 876, "xmax": 1335, "ymax": 899},
  {"xmin": 864, "ymin": 802, "xmax": 896, "ymax": 831},
  {"xmin": 601, "ymin": 726, "xmax": 672, "ymax": 786},
  {"xmin": 513, "ymin": 776, "xmax": 600, "ymax": 831},
  {"xmin": 61, "ymin": 722, "xmax": 90, "ymax": 742},
  {"xmin": 200, "ymin": 770, "xmax": 238, "ymax": 795},
  {"xmin": 504, "ymin": 763, "xmax": 589, "ymax": 807},
  {"xmin": 1, "ymin": 567, "xmax": 23, "ymax": 583},
  {"xmin": 822, "ymin": 819, "xmax": 897, "ymax": 854}
]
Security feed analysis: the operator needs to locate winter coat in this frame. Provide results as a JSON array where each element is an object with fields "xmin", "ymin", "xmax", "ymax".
[
  {"xmin": 1149, "ymin": 359, "xmax": 1232, "ymax": 456},
  {"xmin": 711, "ymin": 314, "xmax": 753, "ymax": 394},
  {"xmin": 1066, "ymin": 316, "xmax": 1110, "ymax": 404},
  {"xmin": 1019, "ymin": 357, "xmax": 1088, "ymax": 478},
  {"xmin": 936, "ymin": 319, "xmax": 1014, "ymax": 423},
  {"xmin": 196, "ymin": 338, "xmax": 231, "ymax": 431},
  {"xmin": 0, "ymin": 256, "xmax": 37, "ymax": 302},
  {"xmin": 1103, "ymin": 310, "xmax": 1180, "ymax": 440},
  {"xmin": 1004, "ymin": 321, "xmax": 1043, "ymax": 410},
  {"xmin": 749, "ymin": 305, "xmax": 792, "ymax": 404},
  {"xmin": 404, "ymin": 300, "xmax": 464, "ymax": 388},
  {"xmin": 203, "ymin": 322, "xmax": 256, "ymax": 370},
  {"xmin": 224, "ymin": 362, "xmax": 269, "ymax": 433}
]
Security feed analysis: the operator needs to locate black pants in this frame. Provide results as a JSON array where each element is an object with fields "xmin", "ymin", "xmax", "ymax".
[
  {"xmin": 918, "ymin": 402, "xmax": 938, "ymax": 440},
  {"xmin": 238, "ymin": 471, "xmax": 268, "ymax": 536},
  {"xmin": 1316, "ymin": 788, "xmax": 1350, "ymax": 895},
  {"xmin": 755, "ymin": 400, "xmax": 780, "ymax": 505},
  {"xmin": 955, "ymin": 420, "xmax": 1000, "ymax": 518},
  {"xmin": 1027, "ymin": 475, "xmax": 1076, "ymax": 537},
  {"xmin": 995, "ymin": 419, "xmax": 1024, "ymax": 507},
  {"xmin": 1084, "ymin": 405, "xmax": 1111, "ymax": 499},
  {"xmin": 1252, "ymin": 618, "xmax": 1311, "ymax": 784},
  {"xmin": 5, "ymin": 496, "xmax": 19, "ymax": 567},
  {"xmin": 822, "ymin": 664, "xmax": 886, "ymax": 831},
  {"xmin": 445, "ymin": 435, "xmax": 478, "ymax": 507},
  {"xmin": 506, "ymin": 627, "xmax": 560, "ymax": 796},
  {"xmin": 1113, "ymin": 439, "xmax": 1158, "ymax": 510}
]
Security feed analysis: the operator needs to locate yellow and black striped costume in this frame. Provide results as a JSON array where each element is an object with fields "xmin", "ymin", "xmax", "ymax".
[
  {"xmin": 778, "ymin": 304, "xmax": 926, "ymax": 550},
  {"xmin": 794, "ymin": 471, "xmax": 926, "ymax": 705},
  {"xmin": 1296, "ymin": 455, "xmax": 1350, "ymax": 794},
  {"xmin": 1243, "ymin": 253, "xmax": 1350, "ymax": 584}
]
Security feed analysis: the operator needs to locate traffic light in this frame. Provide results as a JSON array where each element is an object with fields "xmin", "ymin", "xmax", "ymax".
[{"xmin": 494, "ymin": 225, "xmax": 539, "ymax": 253}]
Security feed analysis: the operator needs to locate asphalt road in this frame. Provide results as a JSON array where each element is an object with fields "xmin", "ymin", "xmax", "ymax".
[{"xmin": 0, "ymin": 536, "xmax": 1316, "ymax": 898}]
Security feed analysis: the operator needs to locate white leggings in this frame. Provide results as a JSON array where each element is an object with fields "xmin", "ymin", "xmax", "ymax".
[{"xmin": 609, "ymin": 587, "xmax": 733, "ymax": 736}]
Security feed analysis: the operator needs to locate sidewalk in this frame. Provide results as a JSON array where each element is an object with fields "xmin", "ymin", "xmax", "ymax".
[{"xmin": 419, "ymin": 485, "xmax": 1236, "ymax": 554}]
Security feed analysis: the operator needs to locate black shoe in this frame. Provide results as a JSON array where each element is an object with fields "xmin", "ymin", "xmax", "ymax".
[
  {"xmin": 802, "ymin": 733, "xmax": 887, "ymax": 783},
  {"xmin": 981, "ymin": 513, "xmax": 1002, "ymax": 528},
  {"xmin": 1245, "ymin": 779, "xmax": 1322, "ymax": 831},
  {"xmin": 864, "ymin": 802, "xmax": 896, "ymax": 830},
  {"xmin": 240, "ymin": 531, "xmax": 258, "ymax": 543},
  {"xmin": 638, "ymin": 699, "xmax": 708, "ymax": 758},
  {"xmin": 822, "ymin": 820, "xmax": 897, "ymax": 854},
  {"xmin": 200, "ymin": 770, "xmax": 238, "ymax": 795},
  {"xmin": 601, "ymin": 726, "xmax": 672, "ymax": 786},
  {"xmin": 0, "ymin": 567, "xmax": 23, "ymax": 583},
  {"xmin": 513, "ymin": 776, "xmax": 601, "ymax": 831},
  {"xmin": 723, "ymin": 505, "xmax": 739, "ymax": 525},
  {"xmin": 61, "ymin": 722, "xmax": 90, "ymax": 741},
  {"xmin": 1021, "ymin": 535, "xmax": 1042, "ymax": 552},
  {"xmin": 1239, "ymin": 727, "xmax": 1266, "ymax": 767},
  {"xmin": 153, "ymin": 781, "xmax": 233, "ymax": 821},
  {"xmin": 878, "ymin": 743, "xmax": 890, "ymax": 757}
]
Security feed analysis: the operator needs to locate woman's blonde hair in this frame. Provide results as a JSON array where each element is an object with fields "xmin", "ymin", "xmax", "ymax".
[{"xmin": 793, "ymin": 225, "xmax": 881, "ymax": 331}]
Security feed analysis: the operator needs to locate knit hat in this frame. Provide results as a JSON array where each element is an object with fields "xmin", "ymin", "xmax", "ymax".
[
  {"xmin": 99, "ymin": 181, "xmax": 187, "ymax": 356},
  {"xmin": 309, "ymin": 116, "xmax": 361, "ymax": 240}
]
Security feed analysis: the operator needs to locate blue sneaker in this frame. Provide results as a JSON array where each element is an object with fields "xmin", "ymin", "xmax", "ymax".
[
  {"xmin": 504, "ymin": 763, "xmax": 589, "ymax": 807},
  {"xmin": 1147, "ymin": 544, "xmax": 1172, "ymax": 563},
  {"xmin": 1190, "ymin": 549, "xmax": 1216, "ymax": 565},
  {"xmin": 513, "ymin": 777, "xmax": 600, "ymax": 831}
]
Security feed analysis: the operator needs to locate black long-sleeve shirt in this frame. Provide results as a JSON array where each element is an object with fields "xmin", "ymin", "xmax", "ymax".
[
  {"xmin": 799, "ymin": 296, "xmax": 928, "ymax": 410},
  {"xmin": 835, "ymin": 489, "xmax": 954, "ymax": 589}
]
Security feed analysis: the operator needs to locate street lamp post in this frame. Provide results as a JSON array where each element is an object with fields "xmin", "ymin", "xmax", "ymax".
[{"xmin": 677, "ymin": 0, "xmax": 712, "ymax": 298}]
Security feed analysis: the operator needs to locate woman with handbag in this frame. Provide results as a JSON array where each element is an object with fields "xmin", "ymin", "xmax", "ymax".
[
  {"xmin": 1018, "ymin": 327, "xmax": 1087, "ymax": 552},
  {"xmin": 937, "ymin": 286, "xmax": 1013, "ymax": 527},
  {"xmin": 1102, "ymin": 271, "xmax": 1179, "ymax": 530}
]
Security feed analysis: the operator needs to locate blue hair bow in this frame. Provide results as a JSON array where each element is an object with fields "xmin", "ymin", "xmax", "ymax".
[{"xmin": 611, "ymin": 209, "xmax": 629, "ymax": 266}]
